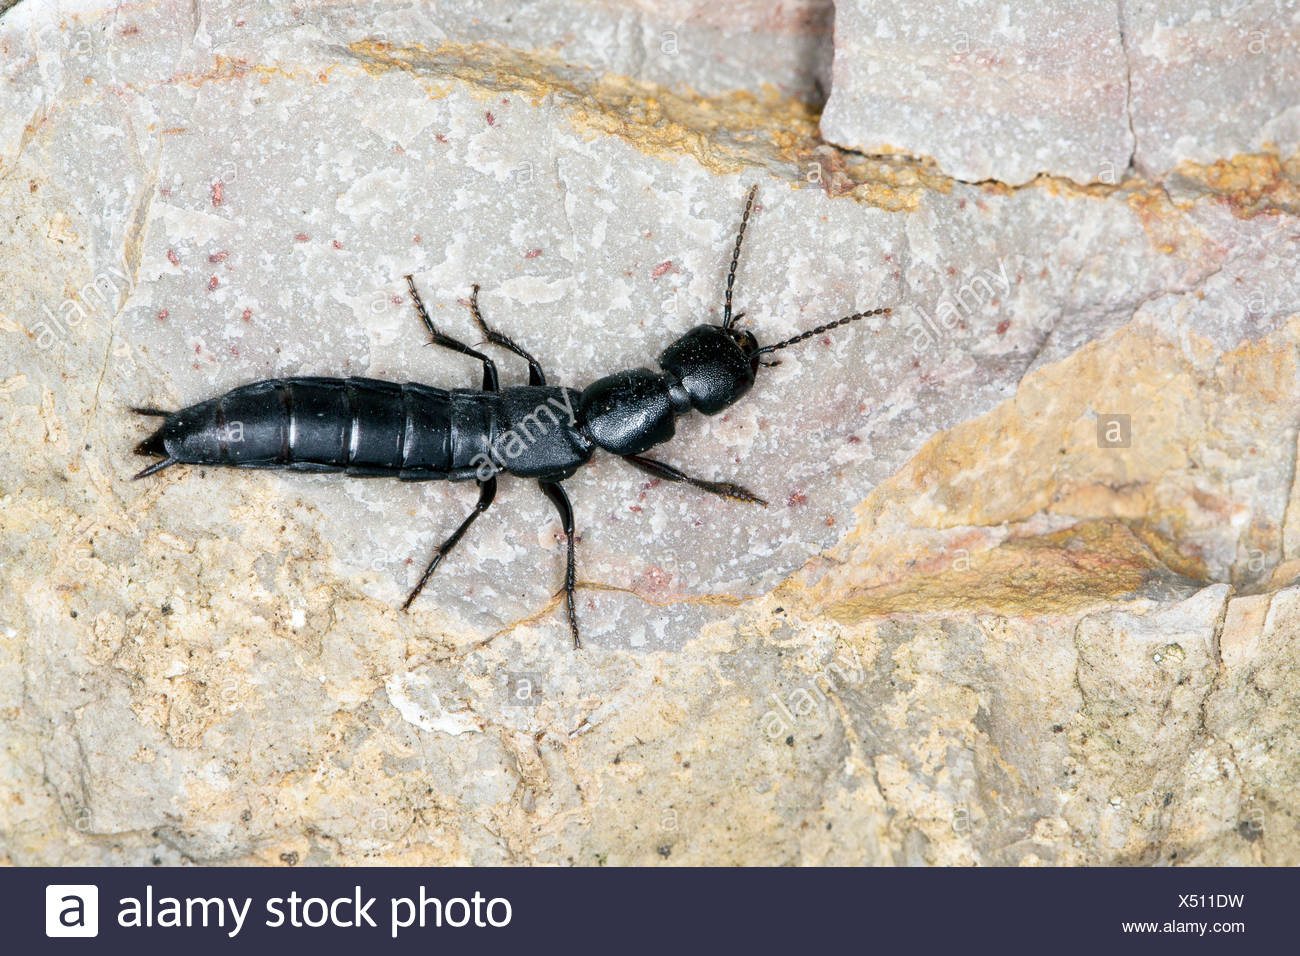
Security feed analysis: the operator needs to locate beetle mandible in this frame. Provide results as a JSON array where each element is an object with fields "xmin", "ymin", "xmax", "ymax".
[{"xmin": 133, "ymin": 186, "xmax": 891, "ymax": 647}]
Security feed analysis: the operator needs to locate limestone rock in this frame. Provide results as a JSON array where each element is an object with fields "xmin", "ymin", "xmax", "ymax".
[
  {"xmin": 1125, "ymin": 0, "xmax": 1300, "ymax": 180},
  {"xmin": 821, "ymin": 1, "xmax": 1133, "ymax": 186},
  {"xmin": 822, "ymin": 0, "xmax": 1300, "ymax": 185}
]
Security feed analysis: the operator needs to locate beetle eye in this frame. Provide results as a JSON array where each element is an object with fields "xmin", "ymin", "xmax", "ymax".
[{"xmin": 729, "ymin": 329, "xmax": 759, "ymax": 356}]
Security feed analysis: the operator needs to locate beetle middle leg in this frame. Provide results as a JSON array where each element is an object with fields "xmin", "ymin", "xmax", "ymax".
[
  {"xmin": 402, "ymin": 477, "xmax": 498, "ymax": 611},
  {"xmin": 405, "ymin": 275, "xmax": 499, "ymax": 391},
  {"xmin": 539, "ymin": 479, "xmax": 581, "ymax": 648},
  {"xmin": 623, "ymin": 454, "xmax": 767, "ymax": 506},
  {"xmin": 467, "ymin": 284, "xmax": 546, "ymax": 387}
]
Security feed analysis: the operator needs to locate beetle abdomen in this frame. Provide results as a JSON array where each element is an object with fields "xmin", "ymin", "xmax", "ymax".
[{"xmin": 141, "ymin": 377, "xmax": 499, "ymax": 480}]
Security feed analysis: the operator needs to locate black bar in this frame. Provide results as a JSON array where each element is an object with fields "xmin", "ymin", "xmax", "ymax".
[{"xmin": 5, "ymin": 867, "xmax": 1294, "ymax": 953}]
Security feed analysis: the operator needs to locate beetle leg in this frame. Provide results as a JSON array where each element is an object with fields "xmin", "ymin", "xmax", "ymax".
[
  {"xmin": 623, "ymin": 454, "xmax": 767, "ymax": 506},
  {"xmin": 404, "ymin": 275, "xmax": 499, "ymax": 391},
  {"xmin": 468, "ymin": 284, "xmax": 547, "ymax": 387},
  {"xmin": 539, "ymin": 479, "xmax": 580, "ymax": 648},
  {"xmin": 402, "ymin": 477, "xmax": 498, "ymax": 611}
]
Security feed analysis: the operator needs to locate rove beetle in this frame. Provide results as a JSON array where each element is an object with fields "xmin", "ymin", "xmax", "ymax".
[{"xmin": 133, "ymin": 186, "xmax": 891, "ymax": 647}]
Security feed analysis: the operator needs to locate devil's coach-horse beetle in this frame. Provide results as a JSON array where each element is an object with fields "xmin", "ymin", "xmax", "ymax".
[{"xmin": 132, "ymin": 186, "xmax": 892, "ymax": 647}]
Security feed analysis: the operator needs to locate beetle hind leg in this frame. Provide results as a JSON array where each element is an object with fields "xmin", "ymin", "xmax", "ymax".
[
  {"xmin": 404, "ymin": 275, "xmax": 501, "ymax": 392},
  {"xmin": 468, "ymin": 284, "xmax": 548, "ymax": 386},
  {"xmin": 402, "ymin": 478, "xmax": 498, "ymax": 611}
]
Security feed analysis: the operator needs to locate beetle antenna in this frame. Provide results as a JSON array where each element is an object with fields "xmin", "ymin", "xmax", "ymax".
[
  {"xmin": 754, "ymin": 307, "xmax": 891, "ymax": 357},
  {"xmin": 722, "ymin": 185, "xmax": 758, "ymax": 330}
]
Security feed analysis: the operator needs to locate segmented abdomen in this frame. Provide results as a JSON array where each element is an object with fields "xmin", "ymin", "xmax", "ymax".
[{"xmin": 160, "ymin": 377, "xmax": 495, "ymax": 480}]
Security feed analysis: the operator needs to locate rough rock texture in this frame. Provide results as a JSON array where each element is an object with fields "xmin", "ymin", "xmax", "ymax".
[
  {"xmin": 822, "ymin": 0, "xmax": 1300, "ymax": 186},
  {"xmin": 1, "ymin": 0, "xmax": 1298, "ymax": 865}
]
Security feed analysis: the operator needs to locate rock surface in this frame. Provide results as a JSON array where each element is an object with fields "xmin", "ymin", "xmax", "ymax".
[
  {"xmin": 0, "ymin": 0, "xmax": 1298, "ymax": 865},
  {"xmin": 822, "ymin": 0, "xmax": 1300, "ymax": 186}
]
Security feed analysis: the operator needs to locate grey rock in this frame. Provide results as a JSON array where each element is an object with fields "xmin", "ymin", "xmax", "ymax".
[{"xmin": 822, "ymin": 0, "xmax": 1300, "ymax": 185}]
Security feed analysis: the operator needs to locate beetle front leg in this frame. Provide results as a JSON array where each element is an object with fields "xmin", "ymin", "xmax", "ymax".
[{"xmin": 622, "ymin": 454, "xmax": 767, "ymax": 506}]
